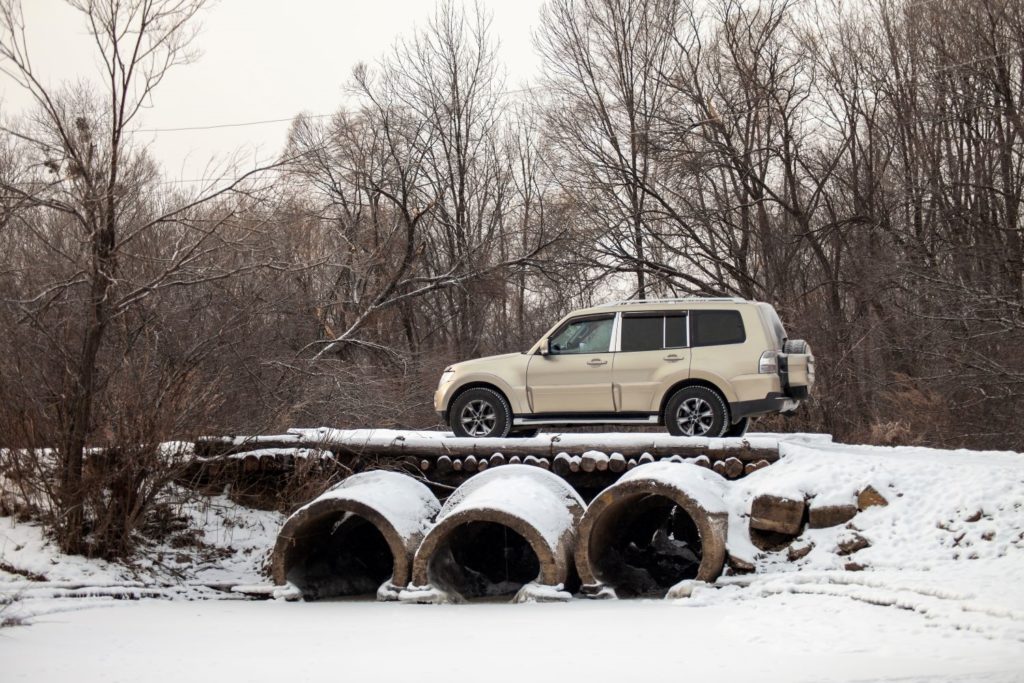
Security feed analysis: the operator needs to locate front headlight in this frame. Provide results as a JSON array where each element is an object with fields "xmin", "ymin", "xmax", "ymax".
[{"xmin": 438, "ymin": 368, "xmax": 455, "ymax": 388}]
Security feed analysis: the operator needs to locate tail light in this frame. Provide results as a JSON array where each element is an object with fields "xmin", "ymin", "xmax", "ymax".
[{"xmin": 759, "ymin": 350, "xmax": 778, "ymax": 374}]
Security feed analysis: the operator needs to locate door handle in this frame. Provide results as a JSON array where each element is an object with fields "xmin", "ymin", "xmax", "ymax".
[
  {"xmin": 587, "ymin": 358, "xmax": 608, "ymax": 367},
  {"xmin": 663, "ymin": 354, "xmax": 684, "ymax": 362}
]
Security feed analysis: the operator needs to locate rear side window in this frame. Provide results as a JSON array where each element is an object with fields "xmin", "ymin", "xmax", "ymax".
[
  {"xmin": 665, "ymin": 314, "xmax": 687, "ymax": 348},
  {"xmin": 620, "ymin": 312, "xmax": 689, "ymax": 351},
  {"xmin": 691, "ymin": 310, "xmax": 745, "ymax": 347},
  {"xmin": 621, "ymin": 316, "xmax": 663, "ymax": 352}
]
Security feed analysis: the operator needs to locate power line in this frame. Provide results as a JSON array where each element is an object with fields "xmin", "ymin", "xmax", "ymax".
[{"xmin": 132, "ymin": 86, "xmax": 538, "ymax": 134}]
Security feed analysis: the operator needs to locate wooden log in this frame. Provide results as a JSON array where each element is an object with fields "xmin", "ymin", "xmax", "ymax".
[
  {"xmin": 553, "ymin": 453, "xmax": 572, "ymax": 476},
  {"xmin": 609, "ymin": 453, "xmax": 626, "ymax": 473},
  {"xmin": 724, "ymin": 457, "xmax": 744, "ymax": 479},
  {"xmin": 580, "ymin": 453, "xmax": 598, "ymax": 473},
  {"xmin": 420, "ymin": 459, "xmax": 431, "ymax": 472},
  {"xmin": 712, "ymin": 460, "xmax": 727, "ymax": 477},
  {"xmin": 476, "ymin": 458, "xmax": 489, "ymax": 472},
  {"xmin": 569, "ymin": 456, "xmax": 581, "ymax": 473},
  {"xmin": 537, "ymin": 457, "xmax": 551, "ymax": 471},
  {"xmin": 508, "ymin": 455, "xmax": 522, "ymax": 465},
  {"xmin": 524, "ymin": 455, "xmax": 540, "ymax": 467},
  {"xmin": 452, "ymin": 458, "xmax": 463, "ymax": 472},
  {"xmin": 626, "ymin": 458, "xmax": 638, "ymax": 470},
  {"xmin": 436, "ymin": 456, "xmax": 453, "ymax": 475},
  {"xmin": 489, "ymin": 453, "xmax": 506, "ymax": 468},
  {"xmin": 693, "ymin": 455, "xmax": 711, "ymax": 468},
  {"xmin": 638, "ymin": 453, "xmax": 655, "ymax": 465},
  {"xmin": 744, "ymin": 462, "xmax": 757, "ymax": 475},
  {"xmin": 463, "ymin": 455, "xmax": 478, "ymax": 473}
]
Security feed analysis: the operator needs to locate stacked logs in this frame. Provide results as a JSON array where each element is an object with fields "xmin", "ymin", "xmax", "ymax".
[{"xmin": 420, "ymin": 451, "xmax": 771, "ymax": 481}]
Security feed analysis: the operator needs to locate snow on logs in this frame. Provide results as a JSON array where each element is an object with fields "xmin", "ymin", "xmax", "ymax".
[
  {"xmin": 574, "ymin": 463, "xmax": 729, "ymax": 599},
  {"xmin": 402, "ymin": 465, "xmax": 586, "ymax": 604},
  {"xmin": 271, "ymin": 471, "xmax": 440, "ymax": 601}
]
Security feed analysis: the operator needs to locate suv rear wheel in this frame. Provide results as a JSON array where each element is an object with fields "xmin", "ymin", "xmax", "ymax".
[
  {"xmin": 449, "ymin": 388, "xmax": 512, "ymax": 438},
  {"xmin": 665, "ymin": 386, "xmax": 729, "ymax": 437}
]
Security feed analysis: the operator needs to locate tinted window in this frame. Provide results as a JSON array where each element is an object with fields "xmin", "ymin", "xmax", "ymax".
[
  {"xmin": 666, "ymin": 314, "xmax": 688, "ymax": 347},
  {"xmin": 692, "ymin": 310, "xmax": 745, "ymax": 347},
  {"xmin": 549, "ymin": 316, "xmax": 614, "ymax": 354},
  {"xmin": 621, "ymin": 316, "xmax": 663, "ymax": 352}
]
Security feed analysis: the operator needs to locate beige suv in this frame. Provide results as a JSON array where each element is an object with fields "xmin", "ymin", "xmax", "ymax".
[{"xmin": 435, "ymin": 298, "xmax": 814, "ymax": 438}]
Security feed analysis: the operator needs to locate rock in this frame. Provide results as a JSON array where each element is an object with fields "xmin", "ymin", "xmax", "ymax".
[
  {"xmin": 843, "ymin": 562, "xmax": 865, "ymax": 572},
  {"xmin": 808, "ymin": 504, "xmax": 858, "ymax": 529},
  {"xmin": 857, "ymin": 486, "xmax": 888, "ymax": 510},
  {"xmin": 965, "ymin": 510, "xmax": 983, "ymax": 523},
  {"xmin": 726, "ymin": 552, "xmax": 756, "ymax": 574},
  {"xmin": 837, "ymin": 532, "xmax": 871, "ymax": 556},
  {"xmin": 749, "ymin": 494, "xmax": 806, "ymax": 535},
  {"xmin": 787, "ymin": 541, "xmax": 814, "ymax": 562}
]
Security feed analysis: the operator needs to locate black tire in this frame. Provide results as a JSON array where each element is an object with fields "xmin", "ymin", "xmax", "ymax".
[
  {"xmin": 783, "ymin": 339, "xmax": 809, "ymax": 355},
  {"xmin": 723, "ymin": 417, "xmax": 749, "ymax": 438},
  {"xmin": 664, "ymin": 386, "xmax": 729, "ymax": 437},
  {"xmin": 508, "ymin": 428, "xmax": 539, "ymax": 438},
  {"xmin": 449, "ymin": 388, "xmax": 512, "ymax": 438}
]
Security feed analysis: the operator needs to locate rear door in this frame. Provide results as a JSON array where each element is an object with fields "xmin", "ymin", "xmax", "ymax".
[
  {"xmin": 613, "ymin": 312, "xmax": 691, "ymax": 413},
  {"xmin": 527, "ymin": 314, "xmax": 616, "ymax": 413}
]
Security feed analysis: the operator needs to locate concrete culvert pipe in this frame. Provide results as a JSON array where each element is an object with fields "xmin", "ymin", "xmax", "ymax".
[
  {"xmin": 404, "ymin": 465, "xmax": 586, "ymax": 604},
  {"xmin": 575, "ymin": 462, "xmax": 728, "ymax": 599},
  {"xmin": 271, "ymin": 471, "xmax": 440, "ymax": 601}
]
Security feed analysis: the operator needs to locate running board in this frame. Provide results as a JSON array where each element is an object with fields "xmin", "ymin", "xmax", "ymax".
[{"xmin": 513, "ymin": 415, "xmax": 659, "ymax": 426}]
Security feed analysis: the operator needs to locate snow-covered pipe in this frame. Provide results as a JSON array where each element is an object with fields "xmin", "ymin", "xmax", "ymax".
[
  {"xmin": 403, "ymin": 465, "xmax": 586, "ymax": 603},
  {"xmin": 575, "ymin": 462, "xmax": 729, "ymax": 599},
  {"xmin": 271, "ymin": 471, "xmax": 440, "ymax": 600}
]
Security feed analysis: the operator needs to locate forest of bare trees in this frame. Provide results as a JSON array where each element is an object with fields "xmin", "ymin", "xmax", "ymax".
[{"xmin": 1, "ymin": 0, "xmax": 1022, "ymax": 554}]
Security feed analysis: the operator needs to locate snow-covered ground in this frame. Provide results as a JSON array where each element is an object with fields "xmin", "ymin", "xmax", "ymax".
[{"xmin": 2, "ymin": 432, "xmax": 1023, "ymax": 682}]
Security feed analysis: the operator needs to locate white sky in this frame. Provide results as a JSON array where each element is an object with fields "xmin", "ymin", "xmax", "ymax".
[{"xmin": 1, "ymin": 0, "xmax": 546, "ymax": 182}]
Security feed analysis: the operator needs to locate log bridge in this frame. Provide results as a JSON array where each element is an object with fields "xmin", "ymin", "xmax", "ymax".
[{"xmin": 190, "ymin": 428, "xmax": 778, "ymax": 498}]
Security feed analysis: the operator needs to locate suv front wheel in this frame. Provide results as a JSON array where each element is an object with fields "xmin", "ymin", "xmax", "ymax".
[
  {"xmin": 665, "ymin": 386, "xmax": 729, "ymax": 437},
  {"xmin": 449, "ymin": 387, "xmax": 513, "ymax": 438}
]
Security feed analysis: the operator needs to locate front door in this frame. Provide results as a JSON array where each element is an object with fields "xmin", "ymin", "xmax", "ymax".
[{"xmin": 527, "ymin": 314, "xmax": 615, "ymax": 413}]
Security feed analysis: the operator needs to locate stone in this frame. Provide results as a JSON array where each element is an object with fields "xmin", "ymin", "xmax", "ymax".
[
  {"xmin": 843, "ymin": 562, "xmax": 865, "ymax": 572},
  {"xmin": 749, "ymin": 494, "xmax": 806, "ymax": 535},
  {"xmin": 808, "ymin": 504, "xmax": 858, "ymax": 529},
  {"xmin": 857, "ymin": 486, "xmax": 888, "ymax": 510},
  {"xmin": 787, "ymin": 541, "xmax": 814, "ymax": 562},
  {"xmin": 836, "ymin": 532, "xmax": 871, "ymax": 556},
  {"xmin": 727, "ymin": 553, "xmax": 756, "ymax": 574}
]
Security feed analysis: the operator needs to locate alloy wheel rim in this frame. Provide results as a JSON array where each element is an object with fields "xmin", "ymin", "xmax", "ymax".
[
  {"xmin": 460, "ymin": 399, "xmax": 497, "ymax": 437},
  {"xmin": 676, "ymin": 397, "xmax": 714, "ymax": 436}
]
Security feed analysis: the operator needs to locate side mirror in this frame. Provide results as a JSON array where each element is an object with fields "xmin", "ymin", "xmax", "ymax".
[{"xmin": 538, "ymin": 338, "xmax": 552, "ymax": 356}]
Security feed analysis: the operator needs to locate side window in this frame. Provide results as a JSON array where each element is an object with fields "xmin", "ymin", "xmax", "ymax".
[
  {"xmin": 549, "ymin": 316, "xmax": 614, "ymax": 354},
  {"xmin": 665, "ymin": 314, "xmax": 688, "ymax": 348},
  {"xmin": 691, "ymin": 310, "xmax": 746, "ymax": 347},
  {"xmin": 621, "ymin": 315, "xmax": 663, "ymax": 352}
]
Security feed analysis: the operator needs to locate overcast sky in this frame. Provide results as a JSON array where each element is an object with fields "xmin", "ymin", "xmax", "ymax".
[{"xmin": 1, "ymin": 0, "xmax": 546, "ymax": 182}]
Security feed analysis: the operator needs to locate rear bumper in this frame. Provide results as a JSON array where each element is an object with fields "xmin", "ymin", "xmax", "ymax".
[{"xmin": 730, "ymin": 392, "xmax": 801, "ymax": 421}]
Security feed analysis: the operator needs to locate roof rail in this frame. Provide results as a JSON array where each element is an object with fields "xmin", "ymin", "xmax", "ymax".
[{"xmin": 596, "ymin": 296, "xmax": 747, "ymax": 307}]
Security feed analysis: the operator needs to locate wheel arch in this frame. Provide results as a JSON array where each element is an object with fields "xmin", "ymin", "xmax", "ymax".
[{"xmin": 447, "ymin": 381, "xmax": 514, "ymax": 417}]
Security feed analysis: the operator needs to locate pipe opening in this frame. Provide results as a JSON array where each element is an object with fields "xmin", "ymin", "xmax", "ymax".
[
  {"xmin": 591, "ymin": 494, "xmax": 703, "ymax": 598},
  {"xmin": 429, "ymin": 521, "xmax": 541, "ymax": 600},
  {"xmin": 285, "ymin": 512, "xmax": 393, "ymax": 600}
]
